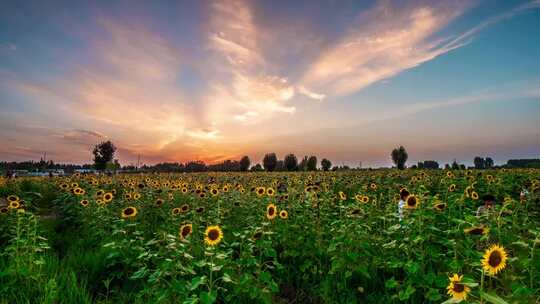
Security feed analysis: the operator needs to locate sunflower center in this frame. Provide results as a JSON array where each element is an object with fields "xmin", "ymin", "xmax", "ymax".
[
  {"xmin": 470, "ymin": 228, "xmax": 483, "ymax": 235},
  {"xmin": 453, "ymin": 283, "xmax": 465, "ymax": 293},
  {"xmin": 182, "ymin": 227, "xmax": 191, "ymax": 237},
  {"xmin": 488, "ymin": 251, "xmax": 502, "ymax": 267},
  {"xmin": 124, "ymin": 208, "xmax": 135, "ymax": 215},
  {"xmin": 268, "ymin": 207, "xmax": 275, "ymax": 216},
  {"xmin": 208, "ymin": 229, "xmax": 219, "ymax": 241},
  {"xmin": 407, "ymin": 198, "xmax": 416, "ymax": 206}
]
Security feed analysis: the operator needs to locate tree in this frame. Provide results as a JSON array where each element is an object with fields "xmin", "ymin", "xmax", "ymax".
[
  {"xmin": 240, "ymin": 156, "xmax": 251, "ymax": 171},
  {"xmin": 321, "ymin": 158, "xmax": 332, "ymax": 171},
  {"xmin": 418, "ymin": 160, "xmax": 439, "ymax": 169},
  {"xmin": 307, "ymin": 156, "xmax": 317, "ymax": 171},
  {"xmin": 298, "ymin": 156, "xmax": 308, "ymax": 171},
  {"xmin": 474, "ymin": 156, "xmax": 485, "ymax": 169},
  {"xmin": 451, "ymin": 160, "xmax": 460, "ymax": 170},
  {"xmin": 284, "ymin": 154, "xmax": 298, "ymax": 171},
  {"xmin": 506, "ymin": 159, "xmax": 540, "ymax": 168},
  {"xmin": 391, "ymin": 146, "xmax": 408, "ymax": 170},
  {"xmin": 263, "ymin": 153, "xmax": 278, "ymax": 172},
  {"xmin": 275, "ymin": 160, "xmax": 285, "ymax": 171},
  {"xmin": 251, "ymin": 163, "xmax": 264, "ymax": 172},
  {"xmin": 93, "ymin": 141, "xmax": 116, "ymax": 171},
  {"xmin": 485, "ymin": 157, "xmax": 494, "ymax": 168}
]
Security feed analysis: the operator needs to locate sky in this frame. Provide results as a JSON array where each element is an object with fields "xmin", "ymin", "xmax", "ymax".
[{"xmin": 1, "ymin": 0, "xmax": 539, "ymax": 167}]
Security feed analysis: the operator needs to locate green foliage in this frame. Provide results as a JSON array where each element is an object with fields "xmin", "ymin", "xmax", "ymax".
[{"xmin": 0, "ymin": 169, "xmax": 539, "ymax": 303}]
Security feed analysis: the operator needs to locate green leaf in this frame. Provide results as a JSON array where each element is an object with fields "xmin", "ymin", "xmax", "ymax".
[
  {"xmin": 398, "ymin": 285, "xmax": 415, "ymax": 301},
  {"xmin": 222, "ymin": 273, "xmax": 235, "ymax": 284},
  {"xmin": 199, "ymin": 290, "xmax": 217, "ymax": 304},
  {"xmin": 130, "ymin": 267, "xmax": 149, "ymax": 279},
  {"xmin": 385, "ymin": 277, "xmax": 398, "ymax": 289},
  {"xmin": 480, "ymin": 292, "xmax": 509, "ymax": 304},
  {"xmin": 182, "ymin": 296, "xmax": 198, "ymax": 304},
  {"xmin": 440, "ymin": 298, "xmax": 462, "ymax": 304},
  {"xmin": 425, "ymin": 288, "xmax": 441, "ymax": 301},
  {"xmin": 190, "ymin": 276, "xmax": 207, "ymax": 291}
]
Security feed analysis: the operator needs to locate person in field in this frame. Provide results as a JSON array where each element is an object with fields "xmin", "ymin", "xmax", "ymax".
[
  {"xmin": 398, "ymin": 188, "xmax": 409, "ymax": 221},
  {"xmin": 476, "ymin": 194, "xmax": 496, "ymax": 218}
]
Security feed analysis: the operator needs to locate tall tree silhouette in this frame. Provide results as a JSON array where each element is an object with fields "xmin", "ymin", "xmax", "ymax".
[
  {"xmin": 93, "ymin": 141, "xmax": 116, "ymax": 171},
  {"xmin": 391, "ymin": 146, "xmax": 408, "ymax": 170}
]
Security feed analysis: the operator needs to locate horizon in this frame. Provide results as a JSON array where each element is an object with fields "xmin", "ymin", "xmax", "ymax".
[{"xmin": 1, "ymin": 0, "xmax": 540, "ymax": 167}]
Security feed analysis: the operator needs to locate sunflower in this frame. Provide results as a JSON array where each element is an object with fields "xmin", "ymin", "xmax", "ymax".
[
  {"xmin": 210, "ymin": 188, "xmax": 219, "ymax": 196},
  {"xmin": 80, "ymin": 199, "xmax": 89, "ymax": 207},
  {"xmin": 204, "ymin": 225, "xmax": 223, "ymax": 246},
  {"xmin": 266, "ymin": 203, "xmax": 277, "ymax": 220},
  {"xmin": 446, "ymin": 274, "xmax": 470, "ymax": 301},
  {"xmin": 256, "ymin": 187, "xmax": 266, "ymax": 196},
  {"xmin": 464, "ymin": 226, "xmax": 489, "ymax": 235},
  {"xmin": 471, "ymin": 191, "xmax": 479, "ymax": 200},
  {"xmin": 121, "ymin": 206, "xmax": 138, "ymax": 218},
  {"xmin": 266, "ymin": 187, "xmax": 275, "ymax": 196},
  {"xmin": 465, "ymin": 186, "xmax": 473, "ymax": 198},
  {"xmin": 181, "ymin": 187, "xmax": 188, "ymax": 193},
  {"xmin": 223, "ymin": 185, "xmax": 229, "ymax": 192},
  {"xmin": 196, "ymin": 207, "xmax": 205, "ymax": 213},
  {"xmin": 103, "ymin": 192, "xmax": 114, "ymax": 202},
  {"xmin": 96, "ymin": 189, "xmax": 105, "ymax": 197},
  {"xmin": 180, "ymin": 204, "xmax": 189, "ymax": 213},
  {"xmin": 155, "ymin": 198, "xmax": 164, "ymax": 207},
  {"xmin": 133, "ymin": 193, "xmax": 141, "ymax": 200},
  {"xmin": 179, "ymin": 224, "xmax": 193, "ymax": 240},
  {"xmin": 405, "ymin": 195, "xmax": 419, "ymax": 209},
  {"xmin": 361, "ymin": 195, "xmax": 370, "ymax": 203},
  {"xmin": 279, "ymin": 210, "xmax": 288, "ymax": 219},
  {"xmin": 60, "ymin": 183, "xmax": 69, "ymax": 190},
  {"xmin": 370, "ymin": 183, "xmax": 377, "ymax": 190},
  {"xmin": 448, "ymin": 184, "xmax": 456, "ymax": 192},
  {"xmin": 9, "ymin": 201, "xmax": 20, "ymax": 209},
  {"xmin": 7, "ymin": 195, "xmax": 19, "ymax": 202},
  {"xmin": 73, "ymin": 187, "xmax": 85, "ymax": 195},
  {"xmin": 434, "ymin": 202, "xmax": 447, "ymax": 211},
  {"xmin": 0, "ymin": 207, "xmax": 9, "ymax": 214},
  {"xmin": 338, "ymin": 191, "xmax": 347, "ymax": 201},
  {"xmin": 481, "ymin": 244, "xmax": 508, "ymax": 275}
]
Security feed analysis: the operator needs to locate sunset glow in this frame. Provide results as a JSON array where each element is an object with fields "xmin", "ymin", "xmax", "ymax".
[{"xmin": 1, "ymin": 0, "xmax": 539, "ymax": 166}]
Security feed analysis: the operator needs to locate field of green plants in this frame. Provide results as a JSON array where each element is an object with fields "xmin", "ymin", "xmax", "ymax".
[{"xmin": 1, "ymin": 169, "xmax": 539, "ymax": 303}]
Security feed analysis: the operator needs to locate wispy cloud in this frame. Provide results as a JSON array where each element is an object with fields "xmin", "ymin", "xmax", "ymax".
[
  {"xmin": 443, "ymin": 0, "xmax": 540, "ymax": 50},
  {"xmin": 301, "ymin": 1, "xmax": 474, "ymax": 96}
]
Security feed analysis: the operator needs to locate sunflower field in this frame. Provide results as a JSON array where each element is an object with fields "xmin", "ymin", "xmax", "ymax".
[{"xmin": 1, "ymin": 169, "xmax": 539, "ymax": 303}]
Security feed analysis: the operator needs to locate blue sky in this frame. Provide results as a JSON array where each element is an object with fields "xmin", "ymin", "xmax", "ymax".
[{"xmin": 0, "ymin": 0, "xmax": 539, "ymax": 167}]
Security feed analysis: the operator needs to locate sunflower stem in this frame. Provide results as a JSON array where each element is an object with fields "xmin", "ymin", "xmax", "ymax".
[{"xmin": 480, "ymin": 269, "xmax": 485, "ymax": 304}]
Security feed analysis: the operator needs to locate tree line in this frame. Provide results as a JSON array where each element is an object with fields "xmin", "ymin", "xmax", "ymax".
[{"xmin": 2, "ymin": 141, "xmax": 538, "ymax": 173}]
